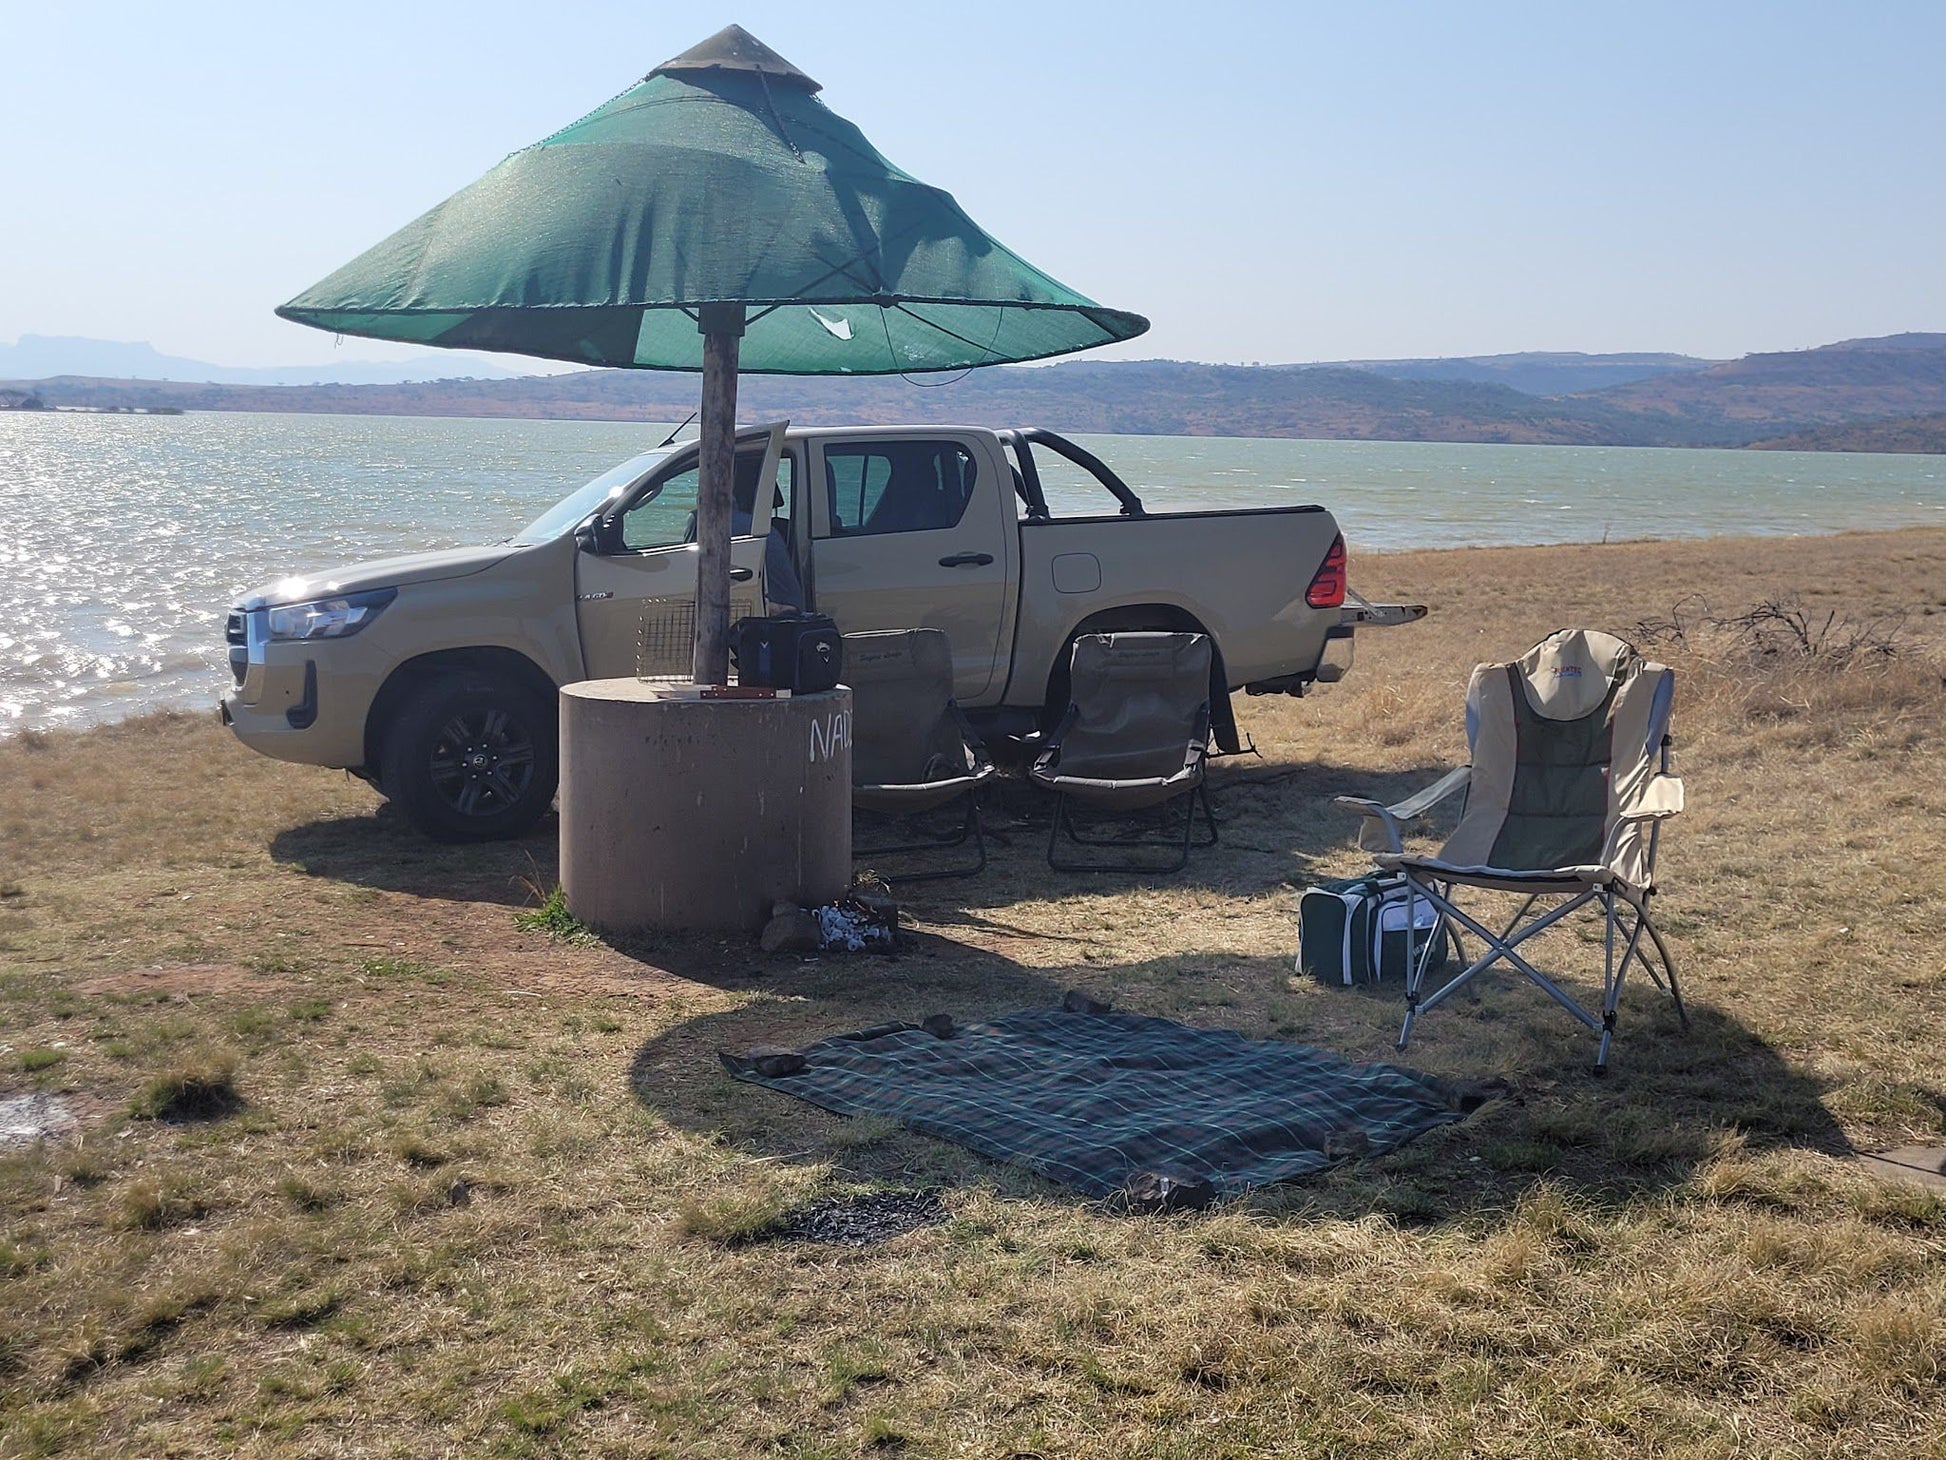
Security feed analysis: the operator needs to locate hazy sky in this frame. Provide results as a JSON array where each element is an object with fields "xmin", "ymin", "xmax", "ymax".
[{"xmin": 4, "ymin": 1, "xmax": 1942, "ymax": 370}]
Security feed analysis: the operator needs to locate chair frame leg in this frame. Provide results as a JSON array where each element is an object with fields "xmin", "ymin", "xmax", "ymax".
[
  {"xmin": 1632, "ymin": 895, "xmax": 1688, "ymax": 1030},
  {"xmin": 1046, "ymin": 782, "xmax": 1215, "ymax": 874},
  {"xmin": 852, "ymin": 792, "xmax": 986, "ymax": 882},
  {"xmin": 1396, "ymin": 876, "xmax": 1686, "ymax": 1072}
]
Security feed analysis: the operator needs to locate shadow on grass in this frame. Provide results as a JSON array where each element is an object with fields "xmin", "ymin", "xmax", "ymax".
[
  {"xmin": 872, "ymin": 760, "xmax": 1456, "ymax": 918},
  {"xmin": 261, "ymin": 758, "xmax": 1447, "ymax": 920},
  {"xmin": 262, "ymin": 752, "xmax": 1851, "ymax": 1223},
  {"xmin": 627, "ymin": 932, "xmax": 1849, "ymax": 1225},
  {"xmin": 267, "ymin": 806, "xmax": 560, "ymax": 906}
]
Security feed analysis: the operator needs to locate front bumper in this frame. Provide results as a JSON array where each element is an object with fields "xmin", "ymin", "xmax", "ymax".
[{"xmin": 219, "ymin": 607, "xmax": 372, "ymax": 768}]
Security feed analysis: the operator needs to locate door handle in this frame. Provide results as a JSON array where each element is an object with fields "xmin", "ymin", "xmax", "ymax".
[
  {"xmin": 938, "ymin": 552, "xmax": 995, "ymax": 568},
  {"xmin": 730, "ymin": 566, "xmax": 754, "ymax": 581}
]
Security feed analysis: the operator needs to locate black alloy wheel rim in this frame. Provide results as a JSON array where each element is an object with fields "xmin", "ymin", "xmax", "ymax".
[{"xmin": 427, "ymin": 709, "xmax": 537, "ymax": 818}]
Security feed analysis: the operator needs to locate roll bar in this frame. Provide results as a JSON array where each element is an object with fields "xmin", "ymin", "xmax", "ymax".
[{"xmin": 996, "ymin": 428, "xmax": 1145, "ymax": 519}]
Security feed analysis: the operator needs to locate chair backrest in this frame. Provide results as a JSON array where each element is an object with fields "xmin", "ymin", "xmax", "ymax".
[
  {"xmin": 1051, "ymin": 632, "xmax": 1212, "ymax": 780},
  {"xmin": 843, "ymin": 628, "xmax": 980, "ymax": 786},
  {"xmin": 1444, "ymin": 629, "xmax": 1674, "ymax": 881}
]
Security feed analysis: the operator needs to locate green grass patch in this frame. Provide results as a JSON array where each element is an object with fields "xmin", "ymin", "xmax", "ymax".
[{"xmin": 513, "ymin": 885, "xmax": 596, "ymax": 944}]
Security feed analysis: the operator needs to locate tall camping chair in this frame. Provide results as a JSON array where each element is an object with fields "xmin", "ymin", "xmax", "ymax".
[
  {"xmin": 1335, "ymin": 629, "xmax": 1687, "ymax": 1072},
  {"xmin": 1031, "ymin": 632, "xmax": 1219, "ymax": 873},
  {"xmin": 845, "ymin": 628, "xmax": 996, "ymax": 880}
]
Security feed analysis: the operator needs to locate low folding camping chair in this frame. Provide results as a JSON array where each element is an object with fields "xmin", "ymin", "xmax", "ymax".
[
  {"xmin": 1335, "ymin": 629, "xmax": 1687, "ymax": 1072},
  {"xmin": 1031, "ymin": 632, "xmax": 1218, "ymax": 873},
  {"xmin": 845, "ymin": 628, "xmax": 996, "ymax": 880}
]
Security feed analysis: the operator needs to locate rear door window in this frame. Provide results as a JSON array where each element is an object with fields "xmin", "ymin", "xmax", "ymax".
[{"xmin": 823, "ymin": 441, "xmax": 978, "ymax": 536}]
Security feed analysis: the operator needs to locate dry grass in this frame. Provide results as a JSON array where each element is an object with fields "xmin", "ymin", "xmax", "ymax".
[{"xmin": 2, "ymin": 527, "xmax": 1944, "ymax": 1457}]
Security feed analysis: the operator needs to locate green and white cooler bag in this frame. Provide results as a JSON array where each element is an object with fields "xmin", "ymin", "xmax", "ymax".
[{"xmin": 1298, "ymin": 872, "xmax": 1450, "ymax": 986}]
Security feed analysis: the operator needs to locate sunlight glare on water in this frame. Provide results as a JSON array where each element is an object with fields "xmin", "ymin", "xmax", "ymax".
[{"xmin": 1, "ymin": 411, "xmax": 1941, "ymax": 734}]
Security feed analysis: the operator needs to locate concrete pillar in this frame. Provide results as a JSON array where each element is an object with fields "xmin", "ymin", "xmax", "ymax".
[{"xmin": 559, "ymin": 680, "xmax": 852, "ymax": 933}]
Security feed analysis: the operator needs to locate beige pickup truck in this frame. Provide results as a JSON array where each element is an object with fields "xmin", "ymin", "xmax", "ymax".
[{"xmin": 222, "ymin": 423, "xmax": 1420, "ymax": 840}]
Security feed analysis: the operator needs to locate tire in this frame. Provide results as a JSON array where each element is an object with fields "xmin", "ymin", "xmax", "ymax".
[{"xmin": 378, "ymin": 673, "xmax": 558, "ymax": 843}]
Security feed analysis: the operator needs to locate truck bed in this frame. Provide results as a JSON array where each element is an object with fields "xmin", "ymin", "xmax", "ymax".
[{"xmin": 1002, "ymin": 502, "xmax": 1343, "ymax": 708}]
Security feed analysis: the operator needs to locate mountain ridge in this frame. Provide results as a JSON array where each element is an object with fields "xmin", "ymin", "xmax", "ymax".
[
  {"xmin": 8, "ymin": 334, "xmax": 1945, "ymax": 451},
  {"xmin": 0, "ymin": 334, "xmax": 530, "ymax": 386}
]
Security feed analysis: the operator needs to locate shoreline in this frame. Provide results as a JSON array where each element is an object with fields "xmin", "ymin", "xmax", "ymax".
[
  {"xmin": 9, "ymin": 399, "xmax": 1946, "ymax": 457},
  {"xmin": 9, "ymin": 522, "xmax": 1944, "ymax": 743}
]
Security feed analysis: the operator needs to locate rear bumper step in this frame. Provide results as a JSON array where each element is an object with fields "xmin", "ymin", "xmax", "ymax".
[{"xmin": 1340, "ymin": 596, "xmax": 1428, "ymax": 629}]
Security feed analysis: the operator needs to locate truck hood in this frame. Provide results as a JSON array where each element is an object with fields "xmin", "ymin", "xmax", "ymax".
[{"xmin": 236, "ymin": 543, "xmax": 517, "ymax": 609}]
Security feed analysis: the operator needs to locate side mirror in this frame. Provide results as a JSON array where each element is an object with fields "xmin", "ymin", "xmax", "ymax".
[{"xmin": 573, "ymin": 519, "xmax": 602, "ymax": 553}]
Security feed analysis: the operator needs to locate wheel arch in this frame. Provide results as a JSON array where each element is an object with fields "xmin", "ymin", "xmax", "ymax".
[{"xmin": 363, "ymin": 647, "xmax": 558, "ymax": 771}]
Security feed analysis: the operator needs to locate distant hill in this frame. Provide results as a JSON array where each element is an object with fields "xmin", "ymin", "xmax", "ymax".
[
  {"xmin": 1, "ymin": 363, "xmax": 1658, "ymax": 446},
  {"xmin": 1748, "ymin": 413, "xmax": 1946, "ymax": 454},
  {"xmin": 0, "ymin": 334, "xmax": 531, "ymax": 386},
  {"xmin": 1306, "ymin": 351, "xmax": 1718, "ymax": 397},
  {"xmin": 1579, "ymin": 334, "xmax": 1946, "ymax": 432},
  {"xmin": 10, "ymin": 333, "xmax": 1946, "ymax": 449}
]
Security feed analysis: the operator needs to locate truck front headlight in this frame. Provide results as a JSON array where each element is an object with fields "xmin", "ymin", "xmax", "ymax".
[{"xmin": 266, "ymin": 588, "xmax": 397, "ymax": 642}]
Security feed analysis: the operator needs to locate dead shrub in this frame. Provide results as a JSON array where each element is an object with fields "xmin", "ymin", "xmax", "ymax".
[{"xmin": 1636, "ymin": 594, "xmax": 1906, "ymax": 667}]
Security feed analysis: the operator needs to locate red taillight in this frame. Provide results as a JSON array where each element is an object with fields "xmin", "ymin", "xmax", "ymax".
[{"xmin": 1305, "ymin": 534, "xmax": 1347, "ymax": 608}]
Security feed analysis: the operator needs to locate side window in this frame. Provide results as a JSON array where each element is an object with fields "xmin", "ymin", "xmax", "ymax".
[
  {"xmin": 823, "ymin": 442, "xmax": 977, "ymax": 537},
  {"xmin": 826, "ymin": 449, "xmax": 892, "ymax": 531},
  {"xmin": 618, "ymin": 447, "xmax": 776, "ymax": 551},
  {"xmin": 620, "ymin": 464, "xmax": 699, "ymax": 551}
]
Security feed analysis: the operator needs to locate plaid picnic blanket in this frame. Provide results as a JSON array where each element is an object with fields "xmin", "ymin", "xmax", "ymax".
[{"xmin": 727, "ymin": 1005, "xmax": 1467, "ymax": 1200}]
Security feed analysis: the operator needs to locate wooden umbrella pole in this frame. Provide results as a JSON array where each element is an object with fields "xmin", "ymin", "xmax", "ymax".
[{"xmin": 692, "ymin": 302, "xmax": 746, "ymax": 685}]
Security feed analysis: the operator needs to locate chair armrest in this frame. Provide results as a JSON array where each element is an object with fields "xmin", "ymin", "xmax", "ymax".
[
  {"xmin": 1182, "ymin": 701, "xmax": 1214, "ymax": 775},
  {"xmin": 1333, "ymin": 766, "xmax": 1470, "ymax": 854},
  {"xmin": 1599, "ymin": 775, "xmax": 1684, "ymax": 867},
  {"xmin": 1033, "ymin": 705, "xmax": 1080, "ymax": 772},
  {"xmin": 1618, "ymin": 774, "xmax": 1684, "ymax": 822},
  {"xmin": 1387, "ymin": 765, "xmax": 1472, "ymax": 821},
  {"xmin": 946, "ymin": 699, "xmax": 988, "ymax": 755}
]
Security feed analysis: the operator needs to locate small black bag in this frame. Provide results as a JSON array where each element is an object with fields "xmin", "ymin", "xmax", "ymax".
[{"xmin": 731, "ymin": 612, "xmax": 843, "ymax": 693}]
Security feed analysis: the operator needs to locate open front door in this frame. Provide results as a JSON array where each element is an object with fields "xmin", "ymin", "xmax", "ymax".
[{"xmin": 575, "ymin": 423, "xmax": 788, "ymax": 679}]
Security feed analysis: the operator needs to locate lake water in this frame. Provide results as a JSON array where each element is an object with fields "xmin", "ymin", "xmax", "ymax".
[{"xmin": 2, "ymin": 409, "xmax": 1942, "ymax": 734}]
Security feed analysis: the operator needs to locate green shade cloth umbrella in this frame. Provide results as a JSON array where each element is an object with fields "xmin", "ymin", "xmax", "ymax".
[
  {"xmin": 276, "ymin": 26, "xmax": 1147, "ymax": 375},
  {"xmin": 277, "ymin": 26, "xmax": 1147, "ymax": 680}
]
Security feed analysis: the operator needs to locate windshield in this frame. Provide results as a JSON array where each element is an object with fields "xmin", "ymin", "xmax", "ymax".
[{"xmin": 510, "ymin": 450, "xmax": 670, "ymax": 544}]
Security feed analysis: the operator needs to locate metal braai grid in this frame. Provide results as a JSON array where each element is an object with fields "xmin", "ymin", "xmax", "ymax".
[{"xmin": 634, "ymin": 594, "xmax": 758, "ymax": 679}]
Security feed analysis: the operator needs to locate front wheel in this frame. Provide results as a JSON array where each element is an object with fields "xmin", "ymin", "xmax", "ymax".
[{"xmin": 379, "ymin": 674, "xmax": 558, "ymax": 842}]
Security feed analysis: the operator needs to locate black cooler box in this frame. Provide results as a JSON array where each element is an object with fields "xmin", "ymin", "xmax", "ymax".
[{"xmin": 731, "ymin": 612, "xmax": 843, "ymax": 693}]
